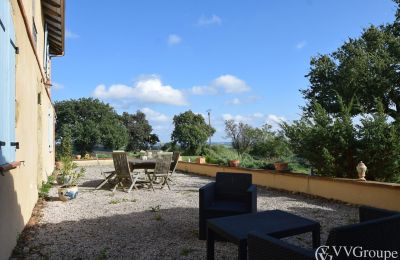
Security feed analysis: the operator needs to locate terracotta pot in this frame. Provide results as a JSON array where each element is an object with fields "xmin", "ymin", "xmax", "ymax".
[
  {"xmin": 196, "ymin": 157, "xmax": 206, "ymax": 164},
  {"xmin": 55, "ymin": 161, "xmax": 63, "ymax": 170},
  {"xmin": 76, "ymin": 155, "xmax": 81, "ymax": 160},
  {"xmin": 58, "ymin": 185, "xmax": 79, "ymax": 201},
  {"xmin": 274, "ymin": 162, "xmax": 288, "ymax": 171},
  {"xmin": 229, "ymin": 159, "xmax": 240, "ymax": 167}
]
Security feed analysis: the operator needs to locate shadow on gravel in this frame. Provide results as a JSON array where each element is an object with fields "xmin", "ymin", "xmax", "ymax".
[{"xmin": 11, "ymin": 207, "xmax": 238, "ymax": 259}]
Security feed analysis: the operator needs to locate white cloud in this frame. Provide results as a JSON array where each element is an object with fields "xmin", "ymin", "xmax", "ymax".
[
  {"xmin": 93, "ymin": 77, "xmax": 188, "ymax": 106},
  {"xmin": 295, "ymin": 40, "xmax": 307, "ymax": 49},
  {"xmin": 52, "ymin": 82, "xmax": 64, "ymax": 90},
  {"xmin": 226, "ymin": 98, "xmax": 241, "ymax": 105},
  {"xmin": 197, "ymin": 14, "xmax": 222, "ymax": 26},
  {"xmin": 267, "ymin": 114, "xmax": 286, "ymax": 124},
  {"xmin": 221, "ymin": 113, "xmax": 286, "ymax": 126},
  {"xmin": 167, "ymin": 34, "xmax": 182, "ymax": 45},
  {"xmin": 65, "ymin": 30, "xmax": 79, "ymax": 39},
  {"xmin": 191, "ymin": 75, "xmax": 251, "ymax": 95},
  {"xmin": 222, "ymin": 114, "xmax": 251, "ymax": 123},
  {"xmin": 212, "ymin": 74, "xmax": 250, "ymax": 93},
  {"xmin": 141, "ymin": 108, "xmax": 169, "ymax": 122},
  {"xmin": 190, "ymin": 85, "xmax": 218, "ymax": 95}
]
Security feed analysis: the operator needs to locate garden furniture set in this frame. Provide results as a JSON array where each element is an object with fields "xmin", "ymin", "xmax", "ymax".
[
  {"xmin": 95, "ymin": 151, "xmax": 180, "ymax": 192},
  {"xmin": 199, "ymin": 172, "xmax": 400, "ymax": 260}
]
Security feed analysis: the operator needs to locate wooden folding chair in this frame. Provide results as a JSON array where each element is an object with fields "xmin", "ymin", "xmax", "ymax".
[
  {"xmin": 109, "ymin": 151, "xmax": 145, "ymax": 193},
  {"xmin": 95, "ymin": 153, "xmax": 116, "ymax": 190}
]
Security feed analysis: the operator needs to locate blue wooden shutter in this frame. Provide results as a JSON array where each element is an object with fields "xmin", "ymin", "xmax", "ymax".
[{"xmin": 0, "ymin": 0, "xmax": 16, "ymax": 165}]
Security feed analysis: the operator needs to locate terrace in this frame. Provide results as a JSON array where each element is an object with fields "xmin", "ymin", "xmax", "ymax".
[{"xmin": 11, "ymin": 164, "xmax": 359, "ymax": 259}]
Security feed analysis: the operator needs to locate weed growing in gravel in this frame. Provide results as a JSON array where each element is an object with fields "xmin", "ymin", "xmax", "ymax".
[
  {"xmin": 109, "ymin": 199, "xmax": 121, "ymax": 204},
  {"xmin": 38, "ymin": 181, "xmax": 52, "ymax": 199},
  {"xmin": 149, "ymin": 205, "xmax": 161, "ymax": 212},
  {"xmin": 154, "ymin": 214, "xmax": 162, "ymax": 221},
  {"xmin": 109, "ymin": 198, "xmax": 132, "ymax": 204},
  {"xmin": 190, "ymin": 229, "xmax": 199, "ymax": 238},
  {"xmin": 99, "ymin": 247, "xmax": 109, "ymax": 260},
  {"xmin": 179, "ymin": 247, "xmax": 195, "ymax": 256}
]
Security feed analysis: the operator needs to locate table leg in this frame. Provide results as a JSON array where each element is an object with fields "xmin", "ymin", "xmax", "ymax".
[
  {"xmin": 312, "ymin": 225, "xmax": 320, "ymax": 249},
  {"xmin": 207, "ymin": 228, "xmax": 215, "ymax": 260},
  {"xmin": 238, "ymin": 240, "xmax": 247, "ymax": 260}
]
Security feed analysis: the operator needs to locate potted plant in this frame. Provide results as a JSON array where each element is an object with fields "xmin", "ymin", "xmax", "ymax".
[
  {"xmin": 56, "ymin": 156, "xmax": 85, "ymax": 201},
  {"xmin": 273, "ymin": 158, "xmax": 289, "ymax": 172},
  {"xmin": 229, "ymin": 159, "xmax": 240, "ymax": 167},
  {"xmin": 196, "ymin": 156, "xmax": 206, "ymax": 164}
]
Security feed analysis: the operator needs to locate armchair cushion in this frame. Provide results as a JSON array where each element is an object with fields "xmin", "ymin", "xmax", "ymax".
[
  {"xmin": 207, "ymin": 200, "xmax": 249, "ymax": 213},
  {"xmin": 215, "ymin": 172, "xmax": 252, "ymax": 202}
]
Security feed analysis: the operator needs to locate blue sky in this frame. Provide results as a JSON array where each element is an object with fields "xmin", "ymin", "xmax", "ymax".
[{"xmin": 52, "ymin": 0, "xmax": 397, "ymax": 142}]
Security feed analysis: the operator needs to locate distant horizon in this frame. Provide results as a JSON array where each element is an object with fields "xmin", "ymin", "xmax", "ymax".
[{"xmin": 52, "ymin": 0, "xmax": 396, "ymax": 142}]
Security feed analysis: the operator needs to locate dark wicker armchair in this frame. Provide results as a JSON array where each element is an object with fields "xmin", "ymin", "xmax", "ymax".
[
  {"xmin": 248, "ymin": 206, "xmax": 400, "ymax": 260},
  {"xmin": 199, "ymin": 172, "xmax": 257, "ymax": 240}
]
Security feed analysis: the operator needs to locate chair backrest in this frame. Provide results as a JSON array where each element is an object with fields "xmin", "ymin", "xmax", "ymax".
[
  {"xmin": 326, "ymin": 214, "xmax": 400, "ymax": 251},
  {"xmin": 154, "ymin": 153, "xmax": 173, "ymax": 175},
  {"xmin": 112, "ymin": 151, "xmax": 131, "ymax": 177},
  {"xmin": 215, "ymin": 172, "xmax": 252, "ymax": 202},
  {"xmin": 170, "ymin": 151, "xmax": 180, "ymax": 172}
]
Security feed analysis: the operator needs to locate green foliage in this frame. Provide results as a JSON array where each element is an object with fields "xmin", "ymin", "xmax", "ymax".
[
  {"xmin": 302, "ymin": 11, "xmax": 400, "ymax": 122},
  {"xmin": 357, "ymin": 103, "xmax": 400, "ymax": 182},
  {"xmin": 149, "ymin": 205, "xmax": 161, "ymax": 212},
  {"xmin": 55, "ymin": 98, "xmax": 128, "ymax": 154},
  {"xmin": 96, "ymin": 153, "xmax": 112, "ymax": 158},
  {"xmin": 282, "ymin": 100, "xmax": 400, "ymax": 182},
  {"xmin": 58, "ymin": 156, "xmax": 86, "ymax": 185},
  {"xmin": 204, "ymin": 145, "xmax": 238, "ymax": 165},
  {"xmin": 249, "ymin": 124, "xmax": 292, "ymax": 161},
  {"xmin": 56, "ymin": 125, "xmax": 73, "ymax": 160},
  {"xmin": 224, "ymin": 120, "xmax": 261, "ymax": 157},
  {"xmin": 171, "ymin": 110, "xmax": 215, "ymax": 155},
  {"xmin": 38, "ymin": 181, "xmax": 52, "ymax": 199},
  {"xmin": 203, "ymin": 145, "xmax": 278, "ymax": 170},
  {"xmin": 282, "ymin": 102, "xmax": 357, "ymax": 178},
  {"xmin": 120, "ymin": 111, "xmax": 159, "ymax": 151}
]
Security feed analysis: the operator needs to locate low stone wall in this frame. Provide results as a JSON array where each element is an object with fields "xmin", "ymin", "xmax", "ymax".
[
  {"xmin": 74, "ymin": 159, "xmax": 113, "ymax": 167},
  {"xmin": 176, "ymin": 162, "xmax": 400, "ymax": 211}
]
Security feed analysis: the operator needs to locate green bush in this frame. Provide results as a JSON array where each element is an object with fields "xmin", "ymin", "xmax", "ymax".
[
  {"xmin": 38, "ymin": 177, "xmax": 53, "ymax": 199},
  {"xmin": 282, "ymin": 101, "xmax": 400, "ymax": 182},
  {"xmin": 203, "ymin": 145, "xmax": 237, "ymax": 166}
]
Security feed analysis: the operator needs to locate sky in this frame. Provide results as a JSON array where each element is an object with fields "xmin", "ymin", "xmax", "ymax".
[{"xmin": 52, "ymin": 0, "xmax": 397, "ymax": 142}]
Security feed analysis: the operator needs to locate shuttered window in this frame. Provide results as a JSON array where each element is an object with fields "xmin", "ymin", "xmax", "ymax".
[{"xmin": 0, "ymin": 0, "xmax": 16, "ymax": 165}]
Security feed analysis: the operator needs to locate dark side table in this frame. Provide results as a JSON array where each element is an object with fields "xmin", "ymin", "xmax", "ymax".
[{"xmin": 207, "ymin": 210, "xmax": 320, "ymax": 260}]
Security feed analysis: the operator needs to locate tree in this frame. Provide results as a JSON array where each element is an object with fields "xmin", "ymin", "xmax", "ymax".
[
  {"xmin": 120, "ymin": 111, "xmax": 159, "ymax": 151},
  {"xmin": 56, "ymin": 124, "xmax": 73, "ymax": 160},
  {"xmin": 171, "ymin": 110, "xmax": 215, "ymax": 155},
  {"xmin": 357, "ymin": 103, "xmax": 400, "ymax": 182},
  {"xmin": 55, "ymin": 98, "xmax": 128, "ymax": 154},
  {"xmin": 224, "ymin": 120, "xmax": 261, "ymax": 157},
  {"xmin": 302, "ymin": 1, "xmax": 400, "ymax": 122},
  {"xmin": 281, "ymin": 101, "xmax": 357, "ymax": 178},
  {"xmin": 250, "ymin": 124, "xmax": 292, "ymax": 161}
]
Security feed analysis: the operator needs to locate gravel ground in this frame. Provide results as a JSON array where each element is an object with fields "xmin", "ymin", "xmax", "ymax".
[{"xmin": 13, "ymin": 165, "xmax": 358, "ymax": 259}]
